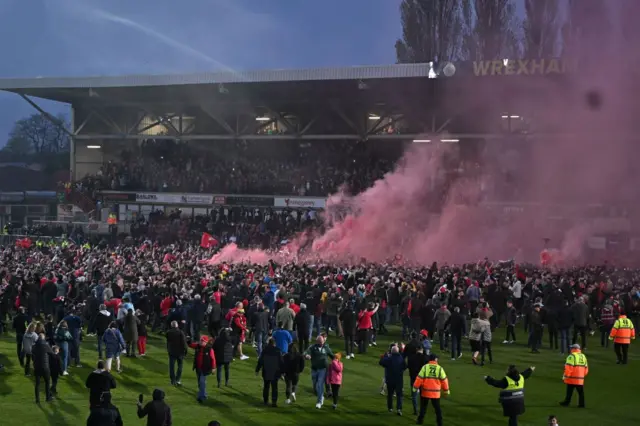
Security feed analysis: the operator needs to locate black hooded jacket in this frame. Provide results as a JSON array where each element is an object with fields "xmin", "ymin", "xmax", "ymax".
[
  {"xmin": 137, "ymin": 388, "xmax": 172, "ymax": 426},
  {"xmin": 87, "ymin": 394, "xmax": 123, "ymax": 426}
]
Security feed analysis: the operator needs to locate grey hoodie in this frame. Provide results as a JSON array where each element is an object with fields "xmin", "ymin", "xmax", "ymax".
[
  {"xmin": 22, "ymin": 331, "xmax": 39, "ymax": 355},
  {"xmin": 434, "ymin": 307, "xmax": 451, "ymax": 330}
]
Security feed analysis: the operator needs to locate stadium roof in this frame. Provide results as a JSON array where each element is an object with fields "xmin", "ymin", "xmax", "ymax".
[{"xmin": 0, "ymin": 63, "xmax": 436, "ymax": 104}]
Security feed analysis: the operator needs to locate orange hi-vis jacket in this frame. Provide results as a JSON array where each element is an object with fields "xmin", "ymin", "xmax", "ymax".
[
  {"xmin": 413, "ymin": 361, "xmax": 450, "ymax": 399},
  {"xmin": 609, "ymin": 315, "xmax": 636, "ymax": 345},
  {"xmin": 563, "ymin": 349, "xmax": 588, "ymax": 386}
]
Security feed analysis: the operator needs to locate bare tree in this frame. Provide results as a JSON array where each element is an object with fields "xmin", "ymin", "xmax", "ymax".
[
  {"xmin": 562, "ymin": 0, "xmax": 610, "ymax": 59},
  {"xmin": 467, "ymin": 0, "xmax": 519, "ymax": 60},
  {"xmin": 523, "ymin": 0, "xmax": 561, "ymax": 58},
  {"xmin": 4, "ymin": 113, "xmax": 70, "ymax": 154},
  {"xmin": 395, "ymin": 0, "xmax": 464, "ymax": 63}
]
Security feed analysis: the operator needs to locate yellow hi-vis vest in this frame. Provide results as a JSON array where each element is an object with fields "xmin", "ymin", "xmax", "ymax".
[{"xmin": 499, "ymin": 375, "xmax": 525, "ymax": 402}]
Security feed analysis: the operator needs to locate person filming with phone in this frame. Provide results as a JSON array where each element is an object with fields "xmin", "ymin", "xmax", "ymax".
[{"xmin": 137, "ymin": 388, "xmax": 172, "ymax": 426}]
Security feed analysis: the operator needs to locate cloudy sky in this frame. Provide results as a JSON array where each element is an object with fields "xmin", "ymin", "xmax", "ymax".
[{"xmin": 0, "ymin": 0, "xmax": 403, "ymax": 144}]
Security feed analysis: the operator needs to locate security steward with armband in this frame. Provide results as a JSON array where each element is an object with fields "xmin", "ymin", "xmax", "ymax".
[
  {"xmin": 413, "ymin": 353, "xmax": 449, "ymax": 426},
  {"xmin": 485, "ymin": 364, "xmax": 535, "ymax": 426},
  {"xmin": 559, "ymin": 343, "xmax": 587, "ymax": 408},
  {"xmin": 609, "ymin": 313, "xmax": 635, "ymax": 364}
]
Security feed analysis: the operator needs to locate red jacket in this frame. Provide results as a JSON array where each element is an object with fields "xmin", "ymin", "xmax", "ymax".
[
  {"xmin": 160, "ymin": 297, "xmax": 173, "ymax": 316},
  {"xmin": 105, "ymin": 298, "xmax": 122, "ymax": 313},
  {"xmin": 290, "ymin": 303, "xmax": 300, "ymax": 315},
  {"xmin": 357, "ymin": 310, "xmax": 374, "ymax": 330},
  {"xmin": 191, "ymin": 344, "xmax": 216, "ymax": 374},
  {"xmin": 233, "ymin": 314, "xmax": 247, "ymax": 341}
]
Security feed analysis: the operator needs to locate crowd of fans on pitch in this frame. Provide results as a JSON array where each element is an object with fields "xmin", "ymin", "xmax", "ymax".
[
  {"xmin": 77, "ymin": 139, "xmax": 400, "ymax": 197},
  {"xmin": 0, "ymin": 234, "xmax": 639, "ymax": 423}
]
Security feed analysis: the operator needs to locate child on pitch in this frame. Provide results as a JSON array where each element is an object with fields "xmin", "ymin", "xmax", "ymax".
[{"xmin": 326, "ymin": 352, "xmax": 343, "ymax": 409}]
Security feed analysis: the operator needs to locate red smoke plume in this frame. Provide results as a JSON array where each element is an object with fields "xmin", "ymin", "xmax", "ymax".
[{"xmin": 204, "ymin": 7, "xmax": 640, "ymax": 266}]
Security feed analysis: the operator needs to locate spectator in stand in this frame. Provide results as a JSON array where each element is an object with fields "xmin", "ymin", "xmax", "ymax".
[{"xmin": 76, "ymin": 139, "xmax": 397, "ymax": 204}]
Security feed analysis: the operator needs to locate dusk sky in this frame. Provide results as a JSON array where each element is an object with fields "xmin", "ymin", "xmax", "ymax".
[
  {"xmin": 0, "ymin": 0, "xmax": 534, "ymax": 145},
  {"xmin": 0, "ymin": 0, "xmax": 403, "ymax": 144}
]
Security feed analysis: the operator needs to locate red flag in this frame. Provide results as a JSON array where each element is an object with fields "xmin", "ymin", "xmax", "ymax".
[
  {"xmin": 15, "ymin": 238, "xmax": 32, "ymax": 249},
  {"xmin": 200, "ymin": 232, "xmax": 218, "ymax": 249}
]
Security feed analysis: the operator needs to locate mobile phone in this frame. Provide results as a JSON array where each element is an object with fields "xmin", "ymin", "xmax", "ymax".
[{"xmin": 138, "ymin": 394, "xmax": 144, "ymax": 404}]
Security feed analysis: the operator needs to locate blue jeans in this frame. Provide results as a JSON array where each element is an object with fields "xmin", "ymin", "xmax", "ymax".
[
  {"xmin": 256, "ymin": 331, "xmax": 265, "ymax": 357},
  {"xmin": 559, "ymin": 328, "xmax": 570, "ymax": 354},
  {"xmin": 327, "ymin": 315, "xmax": 337, "ymax": 331},
  {"xmin": 411, "ymin": 379, "xmax": 419, "ymax": 413},
  {"xmin": 169, "ymin": 356, "xmax": 184, "ymax": 384},
  {"xmin": 314, "ymin": 316, "xmax": 322, "ymax": 337},
  {"xmin": 59, "ymin": 341, "xmax": 69, "ymax": 371},
  {"xmin": 311, "ymin": 369, "xmax": 326, "ymax": 404},
  {"xmin": 197, "ymin": 373, "xmax": 208, "ymax": 400},
  {"xmin": 308, "ymin": 316, "xmax": 314, "ymax": 340}
]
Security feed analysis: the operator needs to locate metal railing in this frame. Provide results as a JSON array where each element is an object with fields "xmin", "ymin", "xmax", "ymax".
[
  {"xmin": 32, "ymin": 220, "xmax": 130, "ymax": 235},
  {"xmin": 0, "ymin": 234, "xmax": 66, "ymax": 246}
]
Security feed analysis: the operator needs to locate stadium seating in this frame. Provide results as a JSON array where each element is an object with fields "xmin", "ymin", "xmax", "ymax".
[{"xmin": 79, "ymin": 139, "xmax": 399, "ymax": 196}]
